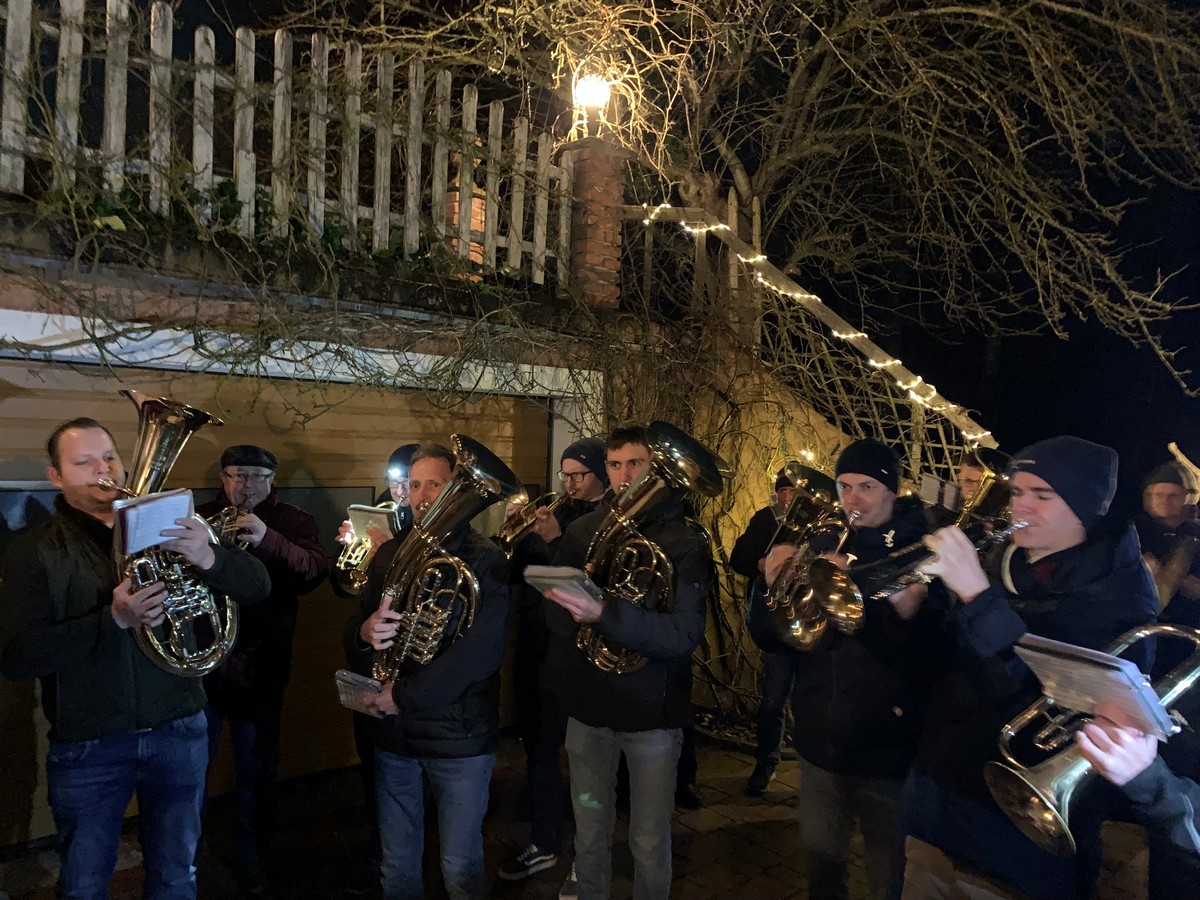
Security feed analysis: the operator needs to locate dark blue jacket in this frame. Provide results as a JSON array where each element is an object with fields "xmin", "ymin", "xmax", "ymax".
[{"xmin": 903, "ymin": 515, "xmax": 1158, "ymax": 900}]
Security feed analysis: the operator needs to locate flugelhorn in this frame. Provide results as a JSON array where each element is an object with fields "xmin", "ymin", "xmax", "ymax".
[
  {"xmin": 209, "ymin": 504, "xmax": 252, "ymax": 549},
  {"xmin": 494, "ymin": 490, "xmax": 569, "ymax": 557},
  {"xmin": 103, "ymin": 389, "xmax": 238, "ymax": 677},
  {"xmin": 984, "ymin": 624, "xmax": 1200, "ymax": 857}
]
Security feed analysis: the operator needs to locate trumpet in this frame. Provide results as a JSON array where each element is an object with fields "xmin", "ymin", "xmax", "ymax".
[
  {"xmin": 494, "ymin": 490, "xmax": 570, "ymax": 557},
  {"xmin": 209, "ymin": 505, "xmax": 252, "ymax": 549}
]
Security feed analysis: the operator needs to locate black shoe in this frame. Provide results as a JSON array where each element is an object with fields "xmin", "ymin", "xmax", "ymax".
[
  {"xmin": 674, "ymin": 783, "xmax": 703, "ymax": 810},
  {"xmin": 744, "ymin": 762, "xmax": 776, "ymax": 797},
  {"xmin": 498, "ymin": 842, "xmax": 559, "ymax": 881}
]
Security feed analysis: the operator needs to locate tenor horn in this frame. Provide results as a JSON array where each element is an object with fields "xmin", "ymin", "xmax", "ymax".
[
  {"xmin": 984, "ymin": 623, "xmax": 1200, "ymax": 856},
  {"xmin": 104, "ymin": 390, "xmax": 237, "ymax": 677}
]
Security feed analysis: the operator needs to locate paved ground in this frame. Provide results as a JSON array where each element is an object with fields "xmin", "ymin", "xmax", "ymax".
[{"xmin": 0, "ymin": 736, "xmax": 1150, "ymax": 899}]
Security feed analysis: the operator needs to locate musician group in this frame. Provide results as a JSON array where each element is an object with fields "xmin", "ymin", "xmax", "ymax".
[{"xmin": 2, "ymin": 402, "xmax": 1200, "ymax": 900}]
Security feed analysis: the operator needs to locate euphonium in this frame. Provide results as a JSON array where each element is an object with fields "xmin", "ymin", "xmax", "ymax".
[
  {"xmin": 336, "ymin": 501, "xmax": 402, "ymax": 590},
  {"xmin": 104, "ymin": 389, "xmax": 237, "ymax": 677},
  {"xmin": 372, "ymin": 435, "xmax": 520, "ymax": 681},
  {"xmin": 494, "ymin": 491, "xmax": 570, "ymax": 557},
  {"xmin": 984, "ymin": 624, "xmax": 1200, "ymax": 857},
  {"xmin": 576, "ymin": 422, "xmax": 724, "ymax": 674}
]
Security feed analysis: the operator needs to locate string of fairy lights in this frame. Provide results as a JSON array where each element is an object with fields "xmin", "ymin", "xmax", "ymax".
[{"xmin": 636, "ymin": 201, "xmax": 997, "ymax": 453}]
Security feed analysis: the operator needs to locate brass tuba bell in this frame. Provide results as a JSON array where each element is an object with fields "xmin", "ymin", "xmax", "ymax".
[
  {"xmin": 984, "ymin": 623, "xmax": 1200, "ymax": 856},
  {"xmin": 105, "ymin": 390, "xmax": 237, "ymax": 677}
]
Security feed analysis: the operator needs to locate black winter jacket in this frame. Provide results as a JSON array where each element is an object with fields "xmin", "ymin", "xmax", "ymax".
[
  {"xmin": 787, "ymin": 495, "xmax": 950, "ymax": 778},
  {"xmin": 344, "ymin": 524, "xmax": 509, "ymax": 758},
  {"xmin": 198, "ymin": 489, "xmax": 328, "ymax": 704},
  {"xmin": 0, "ymin": 496, "xmax": 271, "ymax": 742},
  {"xmin": 546, "ymin": 492, "xmax": 711, "ymax": 732}
]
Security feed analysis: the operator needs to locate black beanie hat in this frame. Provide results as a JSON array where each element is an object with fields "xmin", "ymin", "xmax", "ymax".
[
  {"xmin": 220, "ymin": 444, "xmax": 277, "ymax": 471},
  {"xmin": 835, "ymin": 439, "xmax": 900, "ymax": 493},
  {"xmin": 1143, "ymin": 462, "xmax": 1187, "ymax": 491},
  {"xmin": 387, "ymin": 443, "xmax": 420, "ymax": 478},
  {"xmin": 561, "ymin": 438, "xmax": 610, "ymax": 487},
  {"xmin": 1009, "ymin": 436, "xmax": 1118, "ymax": 532}
]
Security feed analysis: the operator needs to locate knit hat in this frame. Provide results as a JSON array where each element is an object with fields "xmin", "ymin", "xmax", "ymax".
[
  {"xmin": 1143, "ymin": 461, "xmax": 1187, "ymax": 491},
  {"xmin": 220, "ymin": 444, "xmax": 277, "ymax": 471},
  {"xmin": 386, "ymin": 443, "xmax": 420, "ymax": 479},
  {"xmin": 1009, "ymin": 436, "xmax": 1118, "ymax": 532},
  {"xmin": 835, "ymin": 439, "xmax": 900, "ymax": 493},
  {"xmin": 775, "ymin": 464, "xmax": 836, "ymax": 498},
  {"xmin": 561, "ymin": 437, "xmax": 610, "ymax": 487}
]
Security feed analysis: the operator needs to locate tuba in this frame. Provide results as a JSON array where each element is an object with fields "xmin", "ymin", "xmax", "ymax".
[
  {"xmin": 104, "ymin": 390, "xmax": 237, "ymax": 677},
  {"xmin": 336, "ymin": 501, "xmax": 403, "ymax": 590},
  {"xmin": 494, "ymin": 490, "xmax": 570, "ymax": 557},
  {"xmin": 372, "ymin": 435, "xmax": 520, "ymax": 681},
  {"xmin": 984, "ymin": 624, "xmax": 1200, "ymax": 857},
  {"xmin": 576, "ymin": 422, "xmax": 724, "ymax": 674}
]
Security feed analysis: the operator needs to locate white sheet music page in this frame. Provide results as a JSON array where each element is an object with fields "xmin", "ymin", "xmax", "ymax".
[
  {"xmin": 1013, "ymin": 633, "xmax": 1175, "ymax": 740},
  {"xmin": 113, "ymin": 489, "xmax": 194, "ymax": 556}
]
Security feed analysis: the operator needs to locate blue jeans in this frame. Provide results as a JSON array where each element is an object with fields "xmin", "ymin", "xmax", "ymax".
[
  {"xmin": 46, "ymin": 711, "xmax": 208, "ymax": 900},
  {"xmin": 375, "ymin": 750, "xmax": 495, "ymax": 900},
  {"xmin": 204, "ymin": 702, "xmax": 282, "ymax": 869},
  {"xmin": 565, "ymin": 718, "xmax": 682, "ymax": 900},
  {"xmin": 756, "ymin": 649, "xmax": 797, "ymax": 769}
]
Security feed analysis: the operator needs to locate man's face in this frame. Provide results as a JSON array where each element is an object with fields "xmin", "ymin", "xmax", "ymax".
[
  {"xmin": 836, "ymin": 473, "xmax": 895, "ymax": 528},
  {"xmin": 560, "ymin": 457, "xmax": 605, "ymax": 502},
  {"xmin": 409, "ymin": 457, "xmax": 453, "ymax": 523},
  {"xmin": 1009, "ymin": 471, "xmax": 1086, "ymax": 559},
  {"xmin": 1144, "ymin": 483, "xmax": 1187, "ymax": 524},
  {"xmin": 220, "ymin": 466, "xmax": 274, "ymax": 509},
  {"xmin": 775, "ymin": 486, "xmax": 796, "ymax": 508},
  {"xmin": 48, "ymin": 427, "xmax": 125, "ymax": 518},
  {"xmin": 606, "ymin": 442, "xmax": 651, "ymax": 497},
  {"xmin": 388, "ymin": 472, "xmax": 410, "ymax": 507},
  {"xmin": 957, "ymin": 464, "xmax": 986, "ymax": 501}
]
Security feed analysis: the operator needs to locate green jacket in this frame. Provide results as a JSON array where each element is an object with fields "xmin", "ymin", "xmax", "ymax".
[{"xmin": 0, "ymin": 496, "xmax": 270, "ymax": 742}]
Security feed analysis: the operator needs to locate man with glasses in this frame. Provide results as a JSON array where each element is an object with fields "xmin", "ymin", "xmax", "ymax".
[
  {"xmin": 500, "ymin": 438, "xmax": 610, "ymax": 883},
  {"xmin": 196, "ymin": 445, "xmax": 329, "ymax": 897}
]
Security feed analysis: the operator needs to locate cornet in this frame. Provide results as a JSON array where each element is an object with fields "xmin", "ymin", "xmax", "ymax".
[{"xmin": 494, "ymin": 491, "xmax": 569, "ymax": 557}]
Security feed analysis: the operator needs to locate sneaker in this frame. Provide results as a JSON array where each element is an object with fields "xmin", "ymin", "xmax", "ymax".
[
  {"xmin": 558, "ymin": 864, "xmax": 578, "ymax": 899},
  {"xmin": 744, "ymin": 762, "xmax": 777, "ymax": 797},
  {"xmin": 498, "ymin": 843, "xmax": 558, "ymax": 881}
]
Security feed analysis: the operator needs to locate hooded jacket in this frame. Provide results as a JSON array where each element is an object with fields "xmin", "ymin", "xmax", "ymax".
[
  {"xmin": 786, "ymin": 494, "xmax": 950, "ymax": 778},
  {"xmin": 546, "ymin": 492, "xmax": 711, "ymax": 732},
  {"xmin": 0, "ymin": 496, "xmax": 271, "ymax": 742},
  {"xmin": 903, "ymin": 515, "xmax": 1158, "ymax": 900}
]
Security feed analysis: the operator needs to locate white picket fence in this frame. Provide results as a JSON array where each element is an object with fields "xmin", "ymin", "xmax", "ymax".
[{"xmin": 0, "ymin": 0, "xmax": 573, "ymax": 286}]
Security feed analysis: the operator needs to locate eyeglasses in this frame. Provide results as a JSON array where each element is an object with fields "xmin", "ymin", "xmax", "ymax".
[
  {"xmin": 558, "ymin": 470, "xmax": 591, "ymax": 484},
  {"xmin": 222, "ymin": 471, "xmax": 273, "ymax": 484}
]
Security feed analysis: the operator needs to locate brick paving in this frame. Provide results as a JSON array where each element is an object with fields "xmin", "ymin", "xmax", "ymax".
[{"xmin": 0, "ymin": 736, "xmax": 1149, "ymax": 899}]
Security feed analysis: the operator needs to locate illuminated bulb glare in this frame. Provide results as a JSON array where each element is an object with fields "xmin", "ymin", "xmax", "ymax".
[
  {"xmin": 574, "ymin": 74, "xmax": 612, "ymax": 109},
  {"xmin": 388, "ymin": 467, "xmax": 404, "ymax": 480}
]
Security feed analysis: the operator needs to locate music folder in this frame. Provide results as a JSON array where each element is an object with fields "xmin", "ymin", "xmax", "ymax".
[
  {"xmin": 1013, "ymin": 634, "xmax": 1176, "ymax": 741},
  {"xmin": 523, "ymin": 565, "xmax": 606, "ymax": 604},
  {"xmin": 334, "ymin": 668, "xmax": 384, "ymax": 717},
  {"xmin": 112, "ymin": 488, "xmax": 194, "ymax": 556}
]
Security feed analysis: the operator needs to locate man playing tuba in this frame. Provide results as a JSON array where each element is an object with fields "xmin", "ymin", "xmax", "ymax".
[
  {"xmin": 345, "ymin": 442, "xmax": 510, "ymax": 900},
  {"xmin": 0, "ymin": 417, "xmax": 270, "ymax": 900},
  {"xmin": 543, "ymin": 424, "xmax": 715, "ymax": 900}
]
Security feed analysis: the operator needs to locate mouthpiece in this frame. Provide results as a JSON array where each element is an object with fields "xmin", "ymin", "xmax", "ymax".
[{"xmin": 98, "ymin": 477, "xmax": 137, "ymax": 498}]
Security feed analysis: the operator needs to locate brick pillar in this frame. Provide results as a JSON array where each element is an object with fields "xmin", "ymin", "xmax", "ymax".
[{"xmin": 569, "ymin": 137, "xmax": 624, "ymax": 310}]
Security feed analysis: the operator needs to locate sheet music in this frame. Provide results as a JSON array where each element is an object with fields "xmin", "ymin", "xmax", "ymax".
[
  {"xmin": 114, "ymin": 489, "xmax": 194, "ymax": 556},
  {"xmin": 1013, "ymin": 634, "xmax": 1175, "ymax": 740},
  {"xmin": 523, "ymin": 565, "xmax": 606, "ymax": 604}
]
